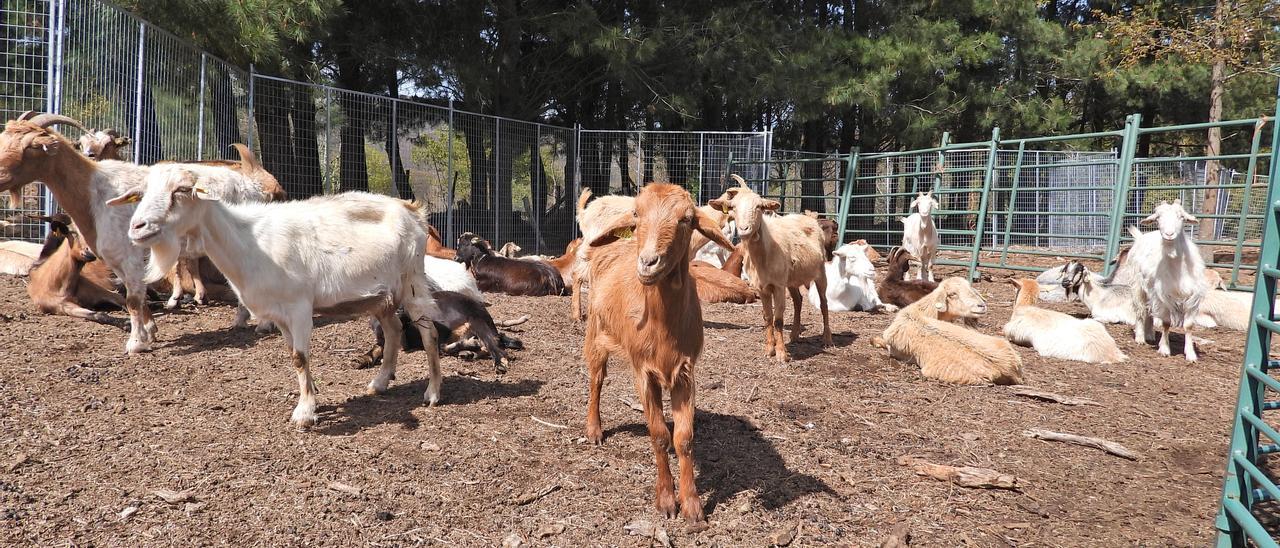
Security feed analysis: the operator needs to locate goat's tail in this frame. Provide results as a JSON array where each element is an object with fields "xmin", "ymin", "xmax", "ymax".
[
  {"xmin": 577, "ymin": 188, "xmax": 593, "ymax": 214},
  {"xmin": 231, "ymin": 144, "xmax": 261, "ymax": 171},
  {"xmin": 1127, "ymin": 225, "xmax": 1142, "ymax": 239}
]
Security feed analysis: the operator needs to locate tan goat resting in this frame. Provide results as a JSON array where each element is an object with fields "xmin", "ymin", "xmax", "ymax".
[{"xmin": 876, "ymin": 277, "xmax": 1024, "ymax": 385}]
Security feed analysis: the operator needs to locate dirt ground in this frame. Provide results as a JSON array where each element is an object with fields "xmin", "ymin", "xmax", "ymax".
[{"xmin": 0, "ymin": 259, "xmax": 1243, "ymax": 547}]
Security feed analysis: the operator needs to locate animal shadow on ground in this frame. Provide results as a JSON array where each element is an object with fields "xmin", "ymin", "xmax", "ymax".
[
  {"xmin": 702, "ymin": 320, "xmax": 754, "ymax": 331},
  {"xmin": 314, "ymin": 375, "xmax": 543, "ymax": 435},
  {"xmin": 165, "ymin": 325, "xmax": 267, "ymax": 355},
  {"xmin": 604, "ymin": 410, "xmax": 836, "ymax": 516},
  {"xmin": 787, "ymin": 330, "xmax": 858, "ymax": 361}
]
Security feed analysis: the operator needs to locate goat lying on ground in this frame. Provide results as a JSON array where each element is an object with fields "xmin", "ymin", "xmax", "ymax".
[
  {"xmin": 456, "ymin": 233, "xmax": 565, "ymax": 296},
  {"xmin": 582, "ymin": 183, "xmax": 732, "ymax": 523},
  {"xmin": 0, "ymin": 239, "xmax": 41, "ymax": 275},
  {"xmin": 1004, "ymin": 278, "xmax": 1126, "ymax": 364},
  {"xmin": 426, "ymin": 225, "xmax": 456, "ymax": 260},
  {"xmin": 113, "ymin": 167, "xmax": 442, "ymax": 428},
  {"xmin": 879, "ymin": 247, "xmax": 938, "ymax": 308},
  {"xmin": 27, "ymin": 213, "xmax": 124, "ymax": 323},
  {"xmin": 357, "ymin": 291, "xmax": 525, "ymax": 375},
  {"xmin": 1127, "ymin": 201, "xmax": 1208, "ymax": 361},
  {"xmin": 900, "ymin": 191, "xmax": 939, "ymax": 281},
  {"xmin": 689, "ymin": 260, "xmax": 758, "ymax": 304},
  {"xmin": 874, "ymin": 277, "xmax": 1023, "ymax": 385},
  {"xmin": 710, "ymin": 175, "xmax": 831, "ymax": 362},
  {"xmin": 809, "ymin": 241, "xmax": 892, "ymax": 312},
  {"xmin": 1059, "ymin": 260, "xmax": 1137, "ymax": 325}
]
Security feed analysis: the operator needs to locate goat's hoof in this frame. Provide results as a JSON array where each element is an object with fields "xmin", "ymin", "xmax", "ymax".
[
  {"xmin": 291, "ymin": 413, "xmax": 318, "ymax": 430},
  {"xmin": 1158, "ymin": 348, "xmax": 1171, "ymax": 357},
  {"xmin": 586, "ymin": 425, "xmax": 604, "ymax": 445},
  {"xmin": 164, "ymin": 300, "xmax": 179, "ymax": 310},
  {"xmin": 495, "ymin": 359, "xmax": 509, "ymax": 376},
  {"xmin": 424, "ymin": 392, "xmax": 440, "ymax": 407},
  {"xmin": 655, "ymin": 489, "xmax": 678, "ymax": 519},
  {"xmin": 366, "ymin": 382, "xmax": 390, "ymax": 395},
  {"xmin": 124, "ymin": 340, "xmax": 150, "ymax": 355},
  {"xmin": 680, "ymin": 497, "xmax": 706, "ymax": 524}
]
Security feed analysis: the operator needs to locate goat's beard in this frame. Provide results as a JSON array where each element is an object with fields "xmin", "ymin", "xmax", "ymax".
[{"xmin": 142, "ymin": 233, "xmax": 181, "ymax": 284}]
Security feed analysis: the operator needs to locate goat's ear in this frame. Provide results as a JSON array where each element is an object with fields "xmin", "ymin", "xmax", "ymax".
[
  {"xmin": 587, "ymin": 214, "xmax": 637, "ymax": 248},
  {"xmin": 192, "ymin": 182, "xmax": 220, "ymax": 201},
  {"xmin": 106, "ymin": 188, "xmax": 143, "ymax": 206},
  {"xmin": 760, "ymin": 199, "xmax": 781, "ymax": 211},
  {"xmin": 1182, "ymin": 211, "xmax": 1198, "ymax": 223},
  {"xmin": 708, "ymin": 197, "xmax": 732, "ymax": 214},
  {"xmin": 695, "ymin": 208, "xmax": 735, "ymax": 252},
  {"xmin": 1139, "ymin": 212, "xmax": 1159, "ymax": 225}
]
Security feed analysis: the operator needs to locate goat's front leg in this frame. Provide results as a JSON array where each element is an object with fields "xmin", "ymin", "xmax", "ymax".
[
  {"xmin": 1157, "ymin": 323, "xmax": 1172, "ymax": 357},
  {"xmin": 571, "ymin": 278, "xmax": 585, "ymax": 322},
  {"xmin": 771, "ymin": 286, "xmax": 789, "ymax": 363},
  {"xmin": 584, "ymin": 326, "xmax": 609, "ymax": 445},
  {"xmin": 1183, "ymin": 322, "xmax": 1198, "ymax": 362},
  {"xmin": 282, "ymin": 316, "xmax": 318, "ymax": 429},
  {"xmin": 787, "ymin": 286, "xmax": 804, "ymax": 343},
  {"xmin": 368, "ymin": 310, "xmax": 401, "ymax": 394},
  {"xmin": 186, "ymin": 259, "xmax": 207, "ymax": 305},
  {"xmin": 670, "ymin": 361, "xmax": 704, "ymax": 523},
  {"xmin": 814, "ymin": 277, "xmax": 833, "ymax": 346},
  {"xmin": 122, "ymin": 278, "xmax": 152, "ymax": 354},
  {"xmin": 760, "ymin": 287, "xmax": 776, "ymax": 356},
  {"xmin": 165, "ymin": 265, "xmax": 184, "ymax": 310},
  {"xmin": 638, "ymin": 372, "xmax": 676, "ymax": 519}
]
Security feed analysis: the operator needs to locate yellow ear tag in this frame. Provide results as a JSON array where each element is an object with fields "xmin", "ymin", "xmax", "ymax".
[
  {"xmin": 193, "ymin": 186, "xmax": 208, "ymax": 195},
  {"xmin": 612, "ymin": 227, "xmax": 633, "ymax": 239},
  {"xmin": 124, "ymin": 193, "xmax": 141, "ymax": 203},
  {"xmin": 721, "ymin": 203, "xmax": 729, "ymax": 214}
]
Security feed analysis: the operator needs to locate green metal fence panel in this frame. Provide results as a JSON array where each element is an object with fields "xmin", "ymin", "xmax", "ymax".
[{"xmin": 1214, "ymin": 81, "xmax": 1280, "ymax": 547}]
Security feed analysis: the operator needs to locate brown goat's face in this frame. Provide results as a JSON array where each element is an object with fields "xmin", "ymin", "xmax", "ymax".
[
  {"xmin": 934, "ymin": 277, "xmax": 987, "ymax": 317},
  {"xmin": 708, "ymin": 183, "xmax": 779, "ymax": 242},
  {"xmin": 0, "ymin": 121, "xmax": 63, "ymax": 194},
  {"xmin": 590, "ymin": 183, "xmax": 732, "ymax": 286}
]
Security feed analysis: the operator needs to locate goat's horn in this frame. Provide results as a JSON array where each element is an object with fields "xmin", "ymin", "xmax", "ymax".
[
  {"xmin": 25, "ymin": 113, "xmax": 89, "ymax": 134},
  {"xmin": 729, "ymin": 174, "xmax": 747, "ymax": 188},
  {"xmin": 17, "ymin": 111, "xmax": 37, "ymax": 121}
]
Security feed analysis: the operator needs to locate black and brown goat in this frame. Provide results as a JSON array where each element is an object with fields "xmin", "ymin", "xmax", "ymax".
[{"xmin": 455, "ymin": 232, "xmax": 565, "ymax": 296}]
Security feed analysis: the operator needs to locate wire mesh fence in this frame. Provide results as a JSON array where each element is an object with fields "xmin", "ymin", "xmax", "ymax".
[
  {"xmin": 1, "ymin": 0, "xmax": 52, "ymax": 240},
  {"xmin": 576, "ymin": 130, "xmax": 770, "ymax": 203}
]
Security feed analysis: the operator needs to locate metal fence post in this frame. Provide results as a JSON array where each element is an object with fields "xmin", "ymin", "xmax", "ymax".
[
  {"xmin": 246, "ymin": 64, "xmax": 255, "ymax": 150},
  {"xmin": 1230, "ymin": 119, "xmax": 1270, "ymax": 288},
  {"xmin": 390, "ymin": 98, "xmax": 398, "ymax": 198},
  {"xmin": 323, "ymin": 87, "xmax": 332, "ymax": 193},
  {"xmin": 998, "ymin": 141, "xmax": 1028, "ymax": 268},
  {"xmin": 965, "ymin": 127, "xmax": 1001, "ymax": 280},
  {"xmin": 446, "ymin": 98, "xmax": 455, "ymax": 244},
  {"xmin": 197, "ymin": 54, "xmax": 206, "ymax": 160},
  {"xmin": 132, "ymin": 21, "xmax": 145, "ymax": 163},
  {"xmin": 534, "ymin": 124, "xmax": 541, "ymax": 254},
  {"xmin": 571, "ymin": 124, "xmax": 581, "ymax": 238},
  {"xmin": 43, "ymin": 0, "xmax": 66, "ymax": 219},
  {"xmin": 835, "ymin": 151, "xmax": 859, "ymax": 243},
  {"xmin": 493, "ymin": 117, "xmax": 500, "ymax": 241},
  {"xmin": 698, "ymin": 133, "xmax": 705, "ymax": 201},
  {"xmin": 1103, "ymin": 114, "xmax": 1141, "ymax": 277}
]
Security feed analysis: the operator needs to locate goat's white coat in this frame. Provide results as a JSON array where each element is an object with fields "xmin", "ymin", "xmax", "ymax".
[
  {"xmin": 0, "ymin": 240, "xmax": 41, "ymax": 275},
  {"xmin": 120, "ymin": 166, "xmax": 442, "ymax": 427},
  {"xmin": 807, "ymin": 242, "xmax": 891, "ymax": 312},
  {"xmin": 1060, "ymin": 261, "xmax": 1137, "ymax": 325},
  {"xmin": 899, "ymin": 192, "xmax": 939, "ymax": 282},
  {"xmin": 423, "ymin": 254, "xmax": 483, "ymax": 302},
  {"xmin": 1004, "ymin": 281, "xmax": 1127, "ymax": 364},
  {"xmin": 1127, "ymin": 201, "xmax": 1208, "ymax": 361}
]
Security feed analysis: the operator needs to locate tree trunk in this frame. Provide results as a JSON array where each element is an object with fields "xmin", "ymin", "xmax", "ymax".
[
  {"xmin": 801, "ymin": 119, "xmax": 826, "ymax": 213},
  {"xmin": 290, "ymin": 84, "xmax": 323, "ymax": 197},
  {"xmin": 1199, "ymin": 43, "xmax": 1226, "ymax": 239},
  {"xmin": 337, "ymin": 92, "xmax": 370, "ymax": 192}
]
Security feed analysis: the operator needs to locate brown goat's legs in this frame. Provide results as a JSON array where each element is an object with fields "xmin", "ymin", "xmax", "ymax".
[
  {"xmin": 787, "ymin": 286, "xmax": 803, "ymax": 343},
  {"xmin": 670, "ymin": 370, "xmax": 704, "ymax": 523},
  {"xmin": 164, "ymin": 266, "xmax": 184, "ymax": 309},
  {"xmin": 571, "ymin": 279, "xmax": 585, "ymax": 322},
  {"xmin": 760, "ymin": 287, "xmax": 776, "ymax": 356},
  {"xmin": 187, "ymin": 260, "xmax": 207, "ymax": 305},
  {"xmin": 584, "ymin": 327, "xmax": 609, "ymax": 445},
  {"xmin": 640, "ymin": 374, "xmax": 677, "ymax": 519},
  {"xmin": 771, "ymin": 286, "xmax": 789, "ymax": 362},
  {"xmin": 815, "ymin": 276, "xmax": 833, "ymax": 346}
]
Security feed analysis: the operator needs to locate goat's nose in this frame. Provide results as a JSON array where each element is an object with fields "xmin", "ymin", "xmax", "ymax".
[
  {"xmin": 638, "ymin": 252, "xmax": 660, "ymax": 268},
  {"xmin": 132, "ymin": 220, "xmax": 149, "ymax": 231}
]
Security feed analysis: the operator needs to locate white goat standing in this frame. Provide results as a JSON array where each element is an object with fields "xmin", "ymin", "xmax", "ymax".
[
  {"xmin": 807, "ymin": 241, "xmax": 894, "ymax": 312},
  {"xmin": 1127, "ymin": 200, "xmax": 1208, "ymax": 362},
  {"xmin": 111, "ymin": 167, "xmax": 442, "ymax": 428},
  {"xmin": 899, "ymin": 191, "xmax": 939, "ymax": 281}
]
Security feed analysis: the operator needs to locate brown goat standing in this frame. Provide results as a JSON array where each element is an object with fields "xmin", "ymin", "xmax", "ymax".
[{"xmin": 582, "ymin": 183, "xmax": 733, "ymax": 523}]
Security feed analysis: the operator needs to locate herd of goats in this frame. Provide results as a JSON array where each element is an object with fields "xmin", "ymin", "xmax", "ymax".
[{"xmin": 0, "ymin": 112, "xmax": 1259, "ymax": 523}]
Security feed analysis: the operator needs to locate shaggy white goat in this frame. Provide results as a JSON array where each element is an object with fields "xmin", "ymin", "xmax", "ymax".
[
  {"xmin": 807, "ymin": 241, "xmax": 894, "ymax": 312},
  {"xmin": 424, "ymin": 254, "xmax": 484, "ymax": 303},
  {"xmin": 111, "ymin": 167, "xmax": 442, "ymax": 428},
  {"xmin": 899, "ymin": 191, "xmax": 939, "ymax": 282},
  {"xmin": 1004, "ymin": 279, "xmax": 1127, "ymax": 364},
  {"xmin": 1059, "ymin": 260, "xmax": 1138, "ymax": 325},
  {"xmin": 1127, "ymin": 200, "xmax": 1208, "ymax": 362}
]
